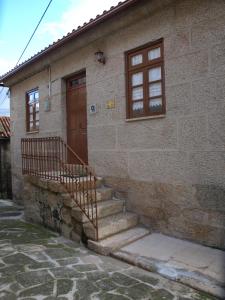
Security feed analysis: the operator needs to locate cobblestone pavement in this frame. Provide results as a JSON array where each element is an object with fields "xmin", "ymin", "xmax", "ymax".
[{"xmin": 0, "ymin": 218, "xmax": 218, "ymax": 299}]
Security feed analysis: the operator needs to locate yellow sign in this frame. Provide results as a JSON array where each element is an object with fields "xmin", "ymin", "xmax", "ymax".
[{"xmin": 106, "ymin": 99, "xmax": 115, "ymax": 109}]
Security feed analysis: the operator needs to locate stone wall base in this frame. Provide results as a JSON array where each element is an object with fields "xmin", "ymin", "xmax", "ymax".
[
  {"xmin": 105, "ymin": 177, "xmax": 225, "ymax": 250},
  {"xmin": 23, "ymin": 176, "xmax": 88, "ymax": 243}
]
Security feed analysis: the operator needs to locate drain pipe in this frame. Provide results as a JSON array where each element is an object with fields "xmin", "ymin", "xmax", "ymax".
[{"xmin": 44, "ymin": 65, "xmax": 51, "ymax": 112}]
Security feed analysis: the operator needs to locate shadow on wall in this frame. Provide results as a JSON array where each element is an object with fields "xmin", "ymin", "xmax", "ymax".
[{"xmin": 0, "ymin": 140, "xmax": 12, "ymax": 199}]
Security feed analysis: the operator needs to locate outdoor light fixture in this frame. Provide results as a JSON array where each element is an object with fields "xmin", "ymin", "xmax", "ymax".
[
  {"xmin": 95, "ymin": 51, "xmax": 105, "ymax": 64},
  {"xmin": 0, "ymin": 82, "xmax": 5, "ymax": 87}
]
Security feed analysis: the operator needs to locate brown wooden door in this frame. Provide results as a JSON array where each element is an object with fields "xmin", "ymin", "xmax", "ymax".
[{"xmin": 66, "ymin": 73, "xmax": 88, "ymax": 164}]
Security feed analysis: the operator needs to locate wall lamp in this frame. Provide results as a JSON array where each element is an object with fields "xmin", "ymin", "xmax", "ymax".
[
  {"xmin": 0, "ymin": 82, "xmax": 5, "ymax": 87},
  {"xmin": 95, "ymin": 51, "xmax": 106, "ymax": 64}
]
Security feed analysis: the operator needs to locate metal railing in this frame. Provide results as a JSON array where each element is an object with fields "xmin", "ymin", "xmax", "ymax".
[{"xmin": 21, "ymin": 136, "xmax": 98, "ymax": 240}]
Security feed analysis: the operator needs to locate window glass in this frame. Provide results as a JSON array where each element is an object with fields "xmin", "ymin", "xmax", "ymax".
[
  {"xmin": 34, "ymin": 91, "xmax": 39, "ymax": 99},
  {"xmin": 149, "ymin": 98, "xmax": 162, "ymax": 112},
  {"xmin": 149, "ymin": 82, "xmax": 162, "ymax": 97},
  {"xmin": 132, "ymin": 101, "xmax": 143, "ymax": 112},
  {"xmin": 149, "ymin": 67, "xmax": 161, "ymax": 82},
  {"xmin": 27, "ymin": 89, "xmax": 39, "ymax": 132},
  {"xmin": 132, "ymin": 73, "xmax": 143, "ymax": 86},
  {"xmin": 132, "ymin": 87, "xmax": 143, "ymax": 101},
  {"xmin": 131, "ymin": 54, "xmax": 143, "ymax": 66},
  {"xmin": 148, "ymin": 47, "xmax": 161, "ymax": 60}
]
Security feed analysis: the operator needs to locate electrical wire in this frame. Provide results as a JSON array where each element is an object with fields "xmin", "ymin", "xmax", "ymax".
[
  {"xmin": 0, "ymin": 92, "xmax": 9, "ymax": 107},
  {"xmin": 16, "ymin": 0, "xmax": 53, "ymax": 66},
  {"xmin": 0, "ymin": 0, "xmax": 53, "ymax": 112}
]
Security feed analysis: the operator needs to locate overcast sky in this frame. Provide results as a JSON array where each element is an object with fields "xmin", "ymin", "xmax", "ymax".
[{"xmin": 0, "ymin": 0, "xmax": 122, "ymax": 115}]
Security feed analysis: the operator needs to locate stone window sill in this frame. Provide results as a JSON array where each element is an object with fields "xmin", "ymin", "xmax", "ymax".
[
  {"xmin": 26, "ymin": 131, "xmax": 39, "ymax": 135},
  {"xmin": 125, "ymin": 114, "xmax": 166, "ymax": 122}
]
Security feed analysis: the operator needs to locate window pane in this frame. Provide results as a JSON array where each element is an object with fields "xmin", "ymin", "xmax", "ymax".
[
  {"xmin": 36, "ymin": 120, "xmax": 39, "ymax": 128},
  {"xmin": 149, "ymin": 82, "xmax": 162, "ymax": 97},
  {"xmin": 29, "ymin": 94, "xmax": 34, "ymax": 104},
  {"xmin": 132, "ymin": 72, "xmax": 143, "ymax": 86},
  {"xmin": 36, "ymin": 112, "xmax": 39, "ymax": 121},
  {"xmin": 132, "ymin": 101, "xmax": 143, "ymax": 112},
  {"xmin": 149, "ymin": 67, "xmax": 161, "ymax": 82},
  {"xmin": 132, "ymin": 87, "xmax": 143, "ymax": 100},
  {"xmin": 34, "ymin": 91, "xmax": 39, "ymax": 99},
  {"xmin": 29, "ymin": 121, "xmax": 33, "ymax": 130},
  {"xmin": 36, "ymin": 102, "xmax": 39, "ymax": 111},
  {"xmin": 29, "ymin": 105, "xmax": 33, "ymax": 113},
  {"xmin": 149, "ymin": 98, "xmax": 162, "ymax": 113},
  {"xmin": 131, "ymin": 54, "xmax": 143, "ymax": 66},
  {"xmin": 148, "ymin": 47, "xmax": 161, "ymax": 60},
  {"xmin": 29, "ymin": 114, "xmax": 33, "ymax": 121}
]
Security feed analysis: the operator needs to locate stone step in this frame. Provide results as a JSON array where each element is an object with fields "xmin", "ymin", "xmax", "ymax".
[
  {"xmin": 62, "ymin": 187, "xmax": 113, "ymax": 208},
  {"xmin": 88, "ymin": 227, "xmax": 150, "ymax": 255},
  {"xmin": 0, "ymin": 211, "xmax": 23, "ymax": 218},
  {"xmin": 63, "ymin": 176, "xmax": 103, "ymax": 191},
  {"xmin": 84, "ymin": 212, "xmax": 138, "ymax": 241},
  {"xmin": 71, "ymin": 199, "xmax": 124, "ymax": 223}
]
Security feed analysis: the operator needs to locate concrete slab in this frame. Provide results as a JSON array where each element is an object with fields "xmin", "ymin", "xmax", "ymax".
[{"xmin": 113, "ymin": 233, "xmax": 225, "ymax": 299}]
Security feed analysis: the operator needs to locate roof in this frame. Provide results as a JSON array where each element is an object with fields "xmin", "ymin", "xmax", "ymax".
[
  {"xmin": 0, "ymin": 0, "xmax": 140, "ymax": 82},
  {"xmin": 0, "ymin": 116, "xmax": 10, "ymax": 138}
]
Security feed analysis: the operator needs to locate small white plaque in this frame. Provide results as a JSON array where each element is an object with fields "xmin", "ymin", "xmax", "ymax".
[{"xmin": 90, "ymin": 104, "xmax": 97, "ymax": 114}]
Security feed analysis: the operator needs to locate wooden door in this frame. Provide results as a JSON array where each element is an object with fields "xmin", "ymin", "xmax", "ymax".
[{"xmin": 66, "ymin": 73, "xmax": 88, "ymax": 164}]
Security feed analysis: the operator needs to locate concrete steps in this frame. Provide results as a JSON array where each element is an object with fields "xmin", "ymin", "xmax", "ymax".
[
  {"xmin": 88, "ymin": 227, "xmax": 149, "ymax": 255},
  {"xmin": 71, "ymin": 199, "xmax": 124, "ymax": 222},
  {"xmin": 84, "ymin": 212, "xmax": 138, "ymax": 241}
]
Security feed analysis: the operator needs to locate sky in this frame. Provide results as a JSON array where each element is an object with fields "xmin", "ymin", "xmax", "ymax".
[{"xmin": 0, "ymin": 0, "xmax": 122, "ymax": 116}]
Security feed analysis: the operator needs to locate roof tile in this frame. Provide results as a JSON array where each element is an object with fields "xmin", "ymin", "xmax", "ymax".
[{"xmin": 0, "ymin": 116, "xmax": 10, "ymax": 138}]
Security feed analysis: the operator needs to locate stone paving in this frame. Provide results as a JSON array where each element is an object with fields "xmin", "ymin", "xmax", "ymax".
[{"xmin": 0, "ymin": 202, "xmax": 219, "ymax": 299}]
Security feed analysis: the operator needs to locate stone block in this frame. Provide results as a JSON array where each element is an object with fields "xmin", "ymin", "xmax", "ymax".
[
  {"xmin": 61, "ymin": 207, "xmax": 72, "ymax": 225},
  {"xmin": 188, "ymin": 151, "xmax": 225, "ymax": 185},
  {"xmin": 178, "ymin": 115, "xmax": 208, "ymax": 151},
  {"xmin": 211, "ymin": 42, "xmax": 225, "ymax": 76},
  {"xmin": 71, "ymin": 230, "xmax": 81, "ymax": 243},
  {"xmin": 166, "ymin": 51, "xmax": 208, "ymax": 85},
  {"xmin": 195, "ymin": 184, "xmax": 225, "ymax": 212},
  {"xmin": 191, "ymin": 78, "xmax": 213, "ymax": 113},
  {"xmin": 165, "ymin": 28, "xmax": 190, "ymax": 59},
  {"xmin": 88, "ymin": 125, "xmax": 116, "ymax": 150},
  {"xmin": 90, "ymin": 150, "xmax": 129, "ymax": 178},
  {"xmin": 117, "ymin": 118, "xmax": 177, "ymax": 150},
  {"xmin": 61, "ymin": 223, "xmax": 73, "ymax": 239},
  {"xmin": 191, "ymin": 16, "xmax": 225, "ymax": 50},
  {"xmin": 208, "ymin": 112, "xmax": 225, "ymax": 149},
  {"xmin": 166, "ymin": 82, "xmax": 191, "ymax": 116},
  {"xmin": 129, "ymin": 151, "xmax": 188, "ymax": 184}
]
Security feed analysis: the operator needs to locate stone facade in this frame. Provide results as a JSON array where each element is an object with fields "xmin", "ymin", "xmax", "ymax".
[{"xmin": 3, "ymin": 0, "xmax": 225, "ymax": 248}]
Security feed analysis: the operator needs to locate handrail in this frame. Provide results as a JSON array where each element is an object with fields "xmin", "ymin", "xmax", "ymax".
[{"xmin": 21, "ymin": 136, "xmax": 98, "ymax": 240}]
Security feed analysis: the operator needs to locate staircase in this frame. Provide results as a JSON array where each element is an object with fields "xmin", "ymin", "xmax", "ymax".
[
  {"xmin": 21, "ymin": 137, "xmax": 149, "ymax": 256},
  {"xmin": 69, "ymin": 176, "xmax": 149, "ymax": 255}
]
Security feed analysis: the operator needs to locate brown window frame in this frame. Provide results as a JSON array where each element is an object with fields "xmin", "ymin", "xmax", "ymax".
[
  {"xmin": 26, "ymin": 88, "xmax": 39, "ymax": 133},
  {"xmin": 125, "ymin": 39, "xmax": 166, "ymax": 119}
]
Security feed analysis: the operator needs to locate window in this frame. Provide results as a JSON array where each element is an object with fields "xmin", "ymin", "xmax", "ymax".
[
  {"xmin": 125, "ymin": 39, "xmax": 165, "ymax": 119},
  {"xmin": 26, "ymin": 89, "xmax": 39, "ymax": 132}
]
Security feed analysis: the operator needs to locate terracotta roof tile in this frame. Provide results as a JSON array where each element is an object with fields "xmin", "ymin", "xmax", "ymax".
[
  {"xmin": 0, "ymin": 116, "xmax": 10, "ymax": 138},
  {"xmin": 0, "ymin": 0, "xmax": 139, "ymax": 82}
]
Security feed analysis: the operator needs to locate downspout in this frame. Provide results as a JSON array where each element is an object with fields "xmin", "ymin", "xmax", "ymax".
[{"xmin": 48, "ymin": 65, "xmax": 51, "ymax": 98}]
